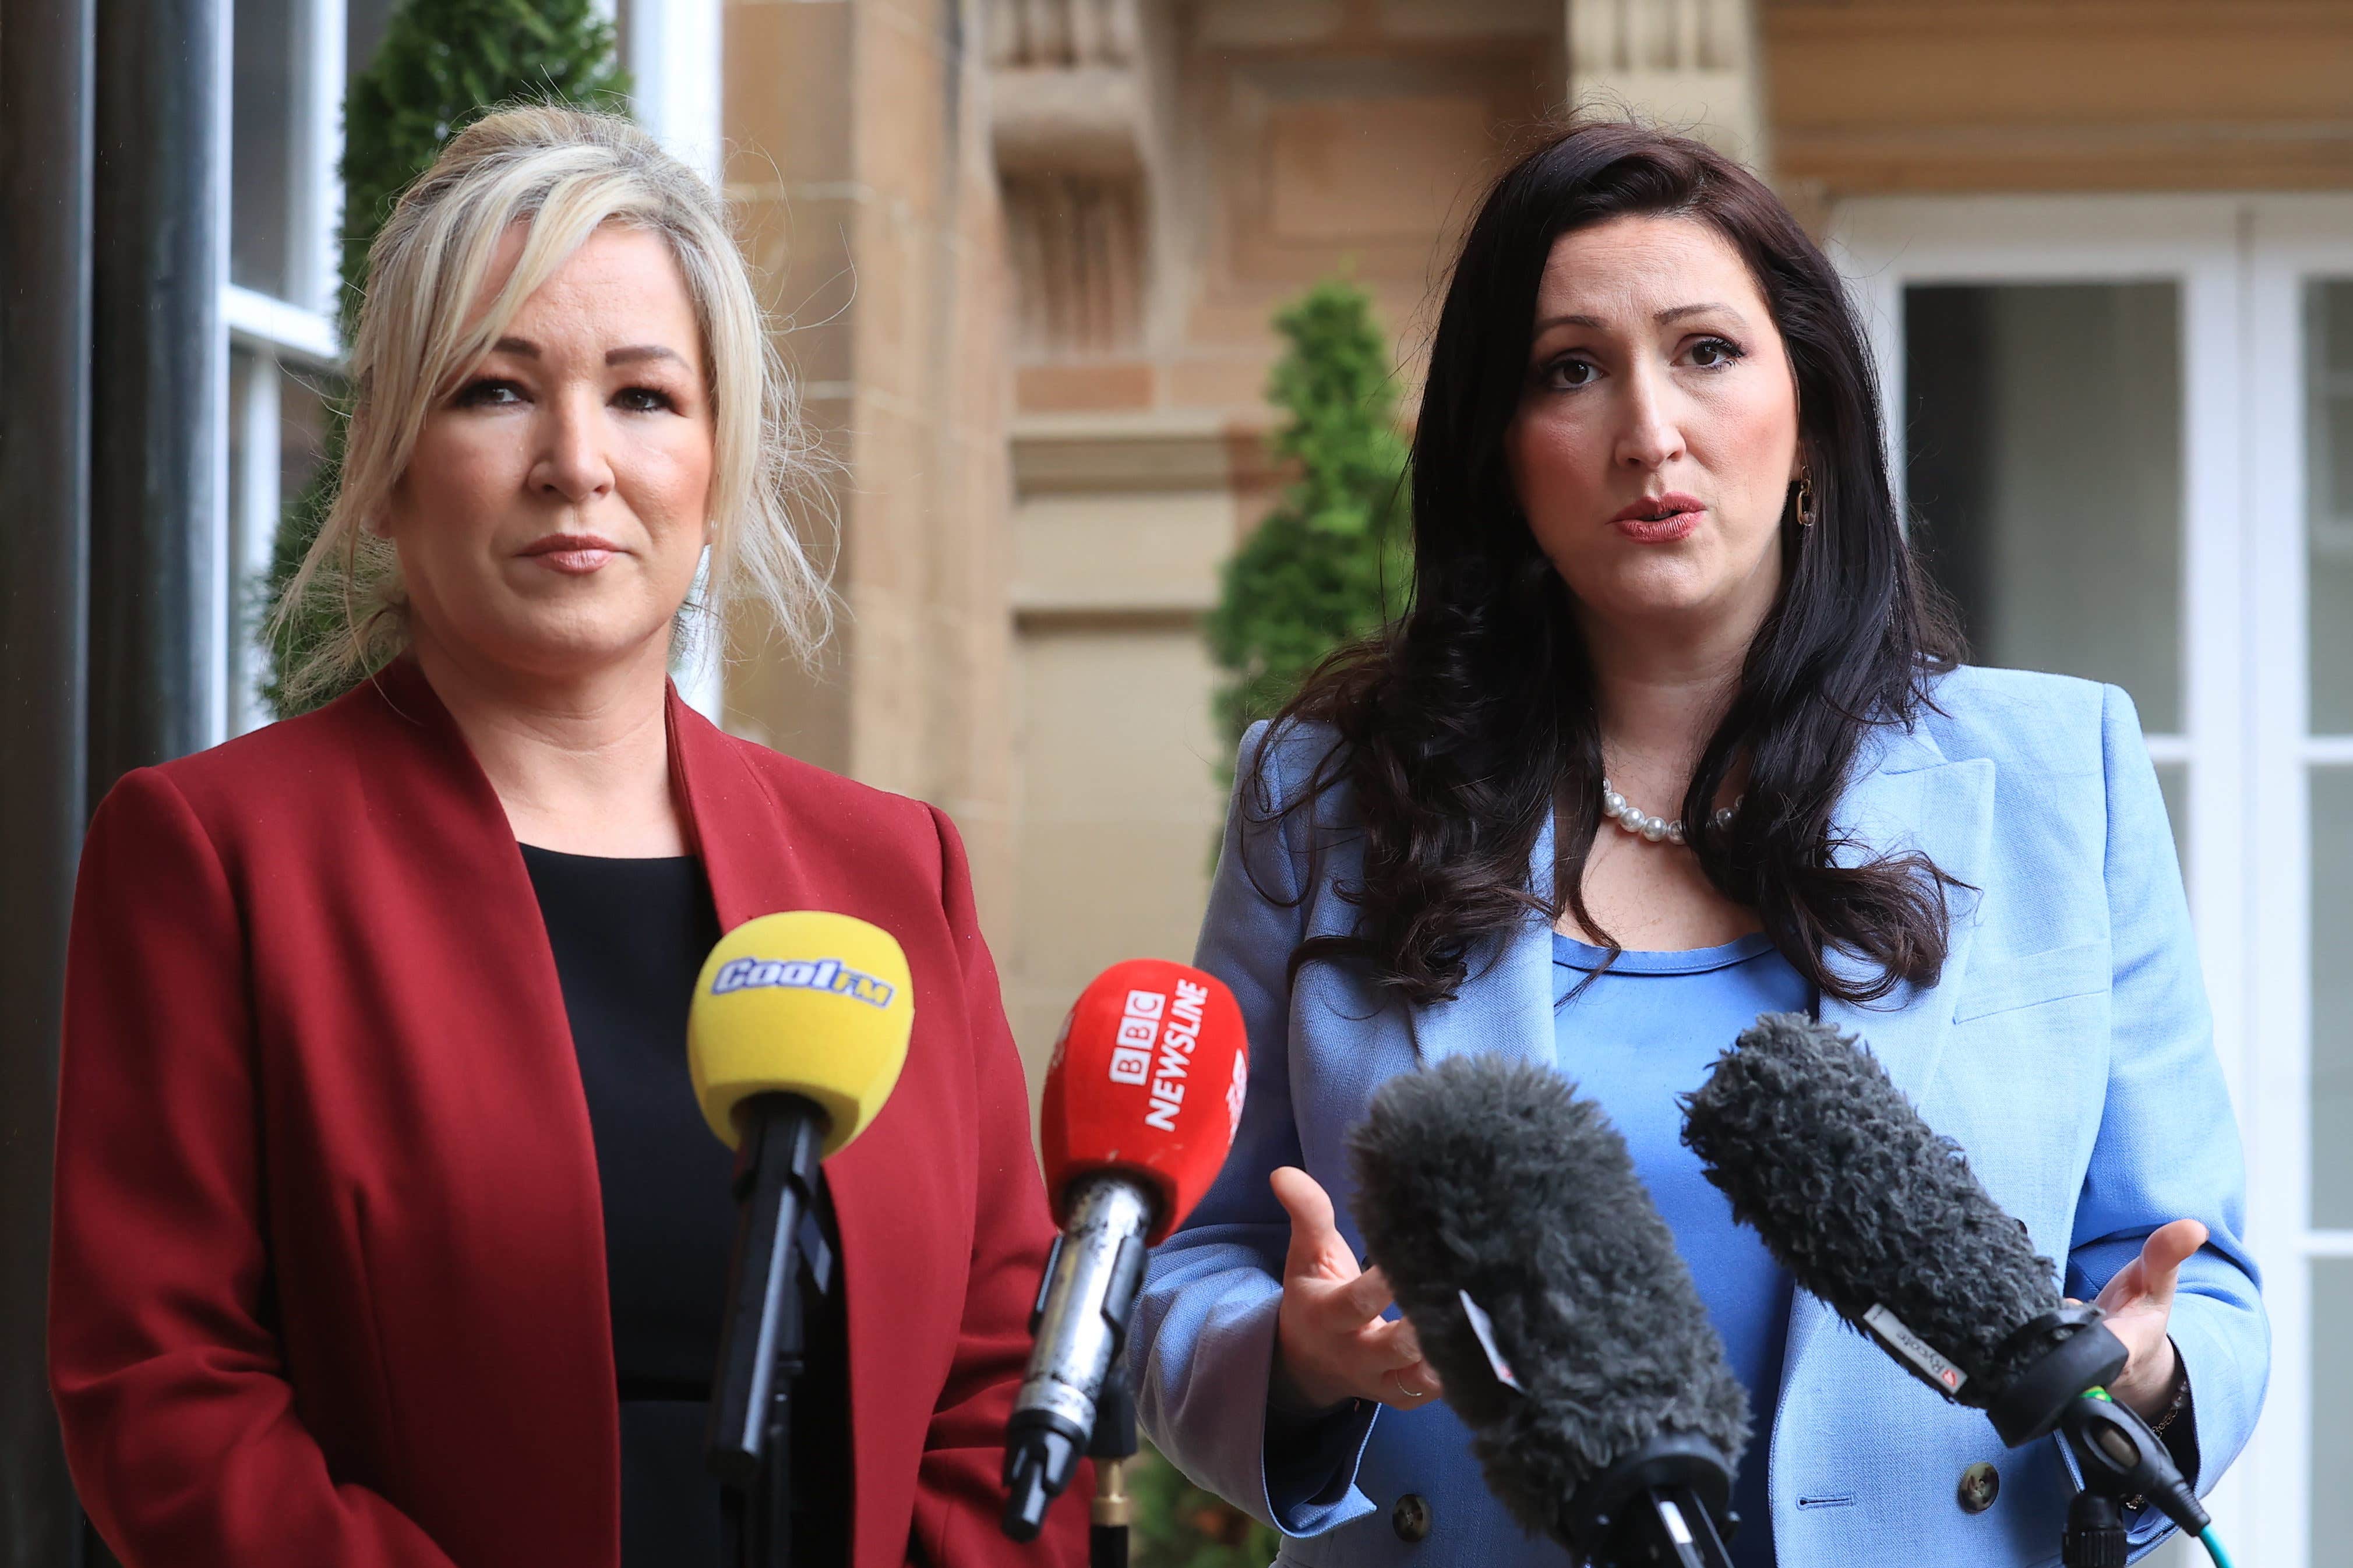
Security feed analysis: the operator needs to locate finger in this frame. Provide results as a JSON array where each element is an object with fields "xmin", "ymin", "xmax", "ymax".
[
  {"xmin": 1362, "ymin": 1319, "xmax": 1445, "ymax": 1401},
  {"xmin": 2098, "ymin": 1219, "xmax": 2209, "ymax": 1315},
  {"xmin": 1387, "ymin": 1312, "xmax": 1424, "ymax": 1368},
  {"xmin": 2136, "ymin": 1219, "xmax": 2209, "ymax": 1305},
  {"xmin": 1374, "ymin": 1353, "xmax": 1446, "ymax": 1407},
  {"xmin": 1271, "ymin": 1168, "xmax": 1352, "ymax": 1284},
  {"xmin": 1331, "ymin": 1264, "xmax": 1396, "ymax": 1326},
  {"xmin": 1361, "ymin": 1313, "xmax": 1424, "ymax": 1369},
  {"xmin": 2093, "ymin": 1260, "xmax": 2144, "ymax": 1317},
  {"xmin": 1387, "ymin": 1365, "xmax": 1445, "ymax": 1404}
]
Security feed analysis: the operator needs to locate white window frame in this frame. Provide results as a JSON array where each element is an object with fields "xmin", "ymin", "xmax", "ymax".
[
  {"xmin": 1832, "ymin": 194, "xmax": 2264, "ymax": 1565},
  {"xmin": 216, "ymin": 0, "xmax": 347, "ymax": 742},
  {"xmin": 2244, "ymin": 193, "xmax": 2353, "ymax": 1568},
  {"xmin": 213, "ymin": 0, "xmax": 729, "ymax": 739}
]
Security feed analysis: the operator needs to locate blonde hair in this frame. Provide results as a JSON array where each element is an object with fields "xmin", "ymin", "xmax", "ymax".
[{"xmin": 271, "ymin": 103, "xmax": 830, "ymax": 709}]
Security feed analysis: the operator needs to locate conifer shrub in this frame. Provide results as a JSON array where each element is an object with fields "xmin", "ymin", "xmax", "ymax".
[
  {"xmin": 260, "ymin": 0, "xmax": 627, "ymax": 717},
  {"xmin": 1203, "ymin": 278, "xmax": 1410, "ymax": 760}
]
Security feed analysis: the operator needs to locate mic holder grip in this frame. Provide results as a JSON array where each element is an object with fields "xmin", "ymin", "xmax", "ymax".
[
  {"xmin": 1001, "ymin": 1175, "xmax": 1155, "ymax": 1543},
  {"xmin": 1562, "ymin": 1431, "xmax": 1738, "ymax": 1568},
  {"xmin": 707, "ymin": 1091, "xmax": 831, "ymax": 1492},
  {"xmin": 1987, "ymin": 1308, "xmax": 2128, "ymax": 1446},
  {"xmin": 2059, "ymin": 1393, "xmax": 2210, "ymax": 1538}
]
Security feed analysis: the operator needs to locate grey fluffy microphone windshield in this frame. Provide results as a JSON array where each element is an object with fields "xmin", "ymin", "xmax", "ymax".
[
  {"xmin": 1681, "ymin": 1012, "xmax": 2212, "ymax": 1543},
  {"xmin": 1349, "ymin": 1053, "xmax": 1749, "ymax": 1565},
  {"xmin": 1680, "ymin": 1011, "xmax": 2060, "ymax": 1403}
]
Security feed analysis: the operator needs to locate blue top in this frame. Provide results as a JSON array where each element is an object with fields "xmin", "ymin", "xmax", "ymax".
[{"xmin": 1551, "ymin": 930, "xmax": 1812, "ymax": 1567}]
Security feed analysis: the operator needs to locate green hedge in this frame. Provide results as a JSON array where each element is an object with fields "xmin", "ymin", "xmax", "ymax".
[
  {"xmin": 1203, "ymin": 278, "xmax": 1411, "ymax": 758},
  {"xmin": 1133, "ymin": 1442, "xmax": 1282, "ymax": 1567},
  {"xmin": 259, "ymin": 0, "xmax": 629, "ymax": 718}
]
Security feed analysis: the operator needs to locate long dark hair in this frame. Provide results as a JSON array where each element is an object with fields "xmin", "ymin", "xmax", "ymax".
[{"xmin": 1254, "ymin": 119, "xmax": 1965, "ymax": 1008}]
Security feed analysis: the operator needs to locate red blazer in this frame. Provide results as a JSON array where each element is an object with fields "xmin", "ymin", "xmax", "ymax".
[{"xmin": 51, "ymin": 657, "xmax": 1084, "ymax": 1568}]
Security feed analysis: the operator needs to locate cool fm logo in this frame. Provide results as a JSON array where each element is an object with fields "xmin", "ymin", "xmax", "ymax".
[{"xmin": 1106, "ymin": 980, "xmax": 1212, "ymax": 1132}]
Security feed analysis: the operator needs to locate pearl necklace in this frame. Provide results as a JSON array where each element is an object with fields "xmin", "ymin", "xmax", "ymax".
[{"xmin": 1600, "ymin": 777, "xmax": 1738, "ymax": 847}]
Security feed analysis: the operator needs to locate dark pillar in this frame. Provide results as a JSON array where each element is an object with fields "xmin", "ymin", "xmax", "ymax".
[
  {"xmin": 0, "ymin": 0, "xmax": 97, "ymax": 1559},
  {"xmin": 90, "ymin": 0, "xmax": 225, "ymax": 804}
]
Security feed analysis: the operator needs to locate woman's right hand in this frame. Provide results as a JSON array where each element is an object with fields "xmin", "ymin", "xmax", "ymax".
[{"xmin": 1270, "ymin": 1166, "xmax": 1444, "ymax": 1412}]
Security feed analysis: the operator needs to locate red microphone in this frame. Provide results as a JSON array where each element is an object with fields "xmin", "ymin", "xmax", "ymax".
[{"xmin": 1002, "ymin": 959, "xmax": 1247, "ymax": 1539}]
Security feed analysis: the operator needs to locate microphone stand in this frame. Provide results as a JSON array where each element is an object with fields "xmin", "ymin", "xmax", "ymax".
[
  {"xmin": 1978, "ymin": 1307, "xmax": 2207, "ymax": 1568},
  {"xmin": 1087, "ymin": 1347, "xmax": 1137, "ymax": 1568},
  {"xmin": 2062, "ymin": 1491, "xmax": 2126, "ymax": 1568},
  {"xmin": 708, "ymin": 1093, "xmax": 834, "ymax": 1568}
]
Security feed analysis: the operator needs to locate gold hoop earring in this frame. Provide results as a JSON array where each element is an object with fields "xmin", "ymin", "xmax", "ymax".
[{"xmin": 1794, "ymin": 474, "xmax": 1818, "ymax": 528}]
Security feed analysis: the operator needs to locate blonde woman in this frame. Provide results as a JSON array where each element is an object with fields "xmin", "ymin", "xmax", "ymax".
[{"xmin": 50, "ymin": 107, "xmax": 1079, "ymax": 1568}]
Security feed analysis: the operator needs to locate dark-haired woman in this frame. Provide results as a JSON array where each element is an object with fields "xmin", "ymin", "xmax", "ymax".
[{"xmin": 1130, "ymin": 122, "xmax": 2264, "ymax": 1567}]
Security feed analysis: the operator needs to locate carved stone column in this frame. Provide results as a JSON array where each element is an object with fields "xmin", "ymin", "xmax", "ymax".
[
  {"xmin": 1569, "ymin": 0, "xmax": 1769, "ymax": 172},
  {"xmin": 988, "ymin": 0, "xmax": 1159, "ymax": 364}
]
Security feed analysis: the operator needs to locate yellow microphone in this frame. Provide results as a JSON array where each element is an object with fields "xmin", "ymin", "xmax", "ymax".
[
  {"xmin": 687, "ymin": 911, "xmax": 913, "ymax": 1505},
  {"xmin": 688, "ymin": 910, "xmax": 914, "ymax": 1155}
]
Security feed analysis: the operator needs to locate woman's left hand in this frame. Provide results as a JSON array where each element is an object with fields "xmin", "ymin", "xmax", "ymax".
[{"xmin": 2084, "ymin": 1217, "xmax": 2207, "ymax": 1418}]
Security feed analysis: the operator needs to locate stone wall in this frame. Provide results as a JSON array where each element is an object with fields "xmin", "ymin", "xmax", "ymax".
[
  {"xmin": 723, "ymin": 0, "xmax": 1018, "ymax": 924},
  {"xmin": 992, "ymin": 0, "xmax": 1567, "ymax": 1079},
  {"xmin": 712, "ymin": 0, "xmax": 2353, "ymax": 1106}
]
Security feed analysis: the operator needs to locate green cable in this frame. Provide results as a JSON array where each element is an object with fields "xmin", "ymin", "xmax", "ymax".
[{"xmin": 2200, "ymin": 1526, "xmax": 2235, "ymax": 1568}]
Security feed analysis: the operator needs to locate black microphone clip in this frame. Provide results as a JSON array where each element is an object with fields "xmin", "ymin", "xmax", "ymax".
[
  {"xmin": 1561, "ymin": 1431, "xmax": 1740, "ymax": 1568},
  {"xmin": 1985, "ymin": 1305, "xmax": 2127, "ymax": 1445},
  {"xmin": 1977, "ymin": 1305, "xmax": 2209, "ymax": 1540}
]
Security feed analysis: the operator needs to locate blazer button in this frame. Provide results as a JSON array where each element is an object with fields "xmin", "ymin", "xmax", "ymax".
[
  {"xmin": 1957, "ymin": 1461, "xmax": 2001, "ymax": 1514},
  {"xmin": 1392, "ymin": 1493, "xmax": 1433, "ymax": 1542}
]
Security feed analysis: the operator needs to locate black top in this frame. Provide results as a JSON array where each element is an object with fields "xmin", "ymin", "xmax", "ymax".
[{"xmin": 521, "ymin": 845, "xmax": 849, "ymax": 1567}]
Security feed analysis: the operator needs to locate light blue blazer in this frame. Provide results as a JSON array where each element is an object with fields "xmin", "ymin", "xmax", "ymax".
[{"xmin": 1132, "ymin": 667, "xmax": 2267, "ymax": 1567}]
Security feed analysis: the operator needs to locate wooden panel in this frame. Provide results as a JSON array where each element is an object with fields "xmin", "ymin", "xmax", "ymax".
[{"xmin": 1766, "ymin": 0, "xmax": 2353, "ymax": 193}]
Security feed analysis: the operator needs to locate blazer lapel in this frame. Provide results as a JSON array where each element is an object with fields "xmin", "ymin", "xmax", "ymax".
[
  {"xmin": 667, "ymin": 693, "xmax": 917, "ymax": 1568},
  {"xmin": 1774, "ymin": 720, "xmax": 1997, "ymax": 1484},
  {"xmin": 1814, "ymin": 722, "xmax": 1996, "ymax": 1108},
  {"xmin": 1406, "ymin": 813, "xmax": 1560, "ymax": 1071},
  {"xmin": 351, "ymin": 658, "xmax": 622, "ymax": 1561},
  {"xmin": 666, "ymin": 687, "xmax": 807, "ymax": 926}
]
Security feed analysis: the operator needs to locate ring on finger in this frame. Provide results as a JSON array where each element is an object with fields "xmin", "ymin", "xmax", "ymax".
[{"xmin": 1389, "ymin": 1369, "xmax": 1428, "ymax": 1401}]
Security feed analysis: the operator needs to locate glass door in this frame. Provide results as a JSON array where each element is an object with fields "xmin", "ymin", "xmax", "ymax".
[
  {"xmin": 1837, "ymin": 196, "xmax": 2252, "ymax": 1568},
  {"xmin": 1901, "ymin": 278, "xmax": 2190, "ymax": 837},
  {"xmin": 2246, "ymin": 197, "xmax": 2353, "ymax": 1568}
]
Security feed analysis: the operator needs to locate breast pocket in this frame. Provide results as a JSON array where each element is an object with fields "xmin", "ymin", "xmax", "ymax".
[
  {"xmin": 1933, "ymin": 940, "xmax": 2113, "ymax": 1239},
  {"xmin": 1950, "ymin": 939, "xmax": 2111, "ymax": 1024}
]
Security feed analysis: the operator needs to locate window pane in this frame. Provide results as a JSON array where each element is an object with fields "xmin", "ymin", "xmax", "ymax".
[
  {"xmin": 227, "ymin": 347, "xmax": 267, "ymax": 728},
  {"xmin": 2310, "ymin": 280, "xmax": 2353, "ymax": 734},
  {"xmin": 2154, "ymin": 761, "xmax": 2189, "ymax": 871},
  {"xmin": 2316, "ymin": 1260, "xmax": 2353, "ymax": 1549},
  {"xmin": 1906, "ymin": 283, "xmax": 2183, "ymax": 733},
  {"xmin": 230, "ymin": 0, "xmax": 302, "ymax": 297},
  {"xmin": 226, "ymin": 351, "xmax": 337, "ymax": 733},
  {"xmin": 2316, "ymin": 768, "xmax": 2353, "ymax": 1228},
  {"xmin": 227, "ymin": 345, "xmax": 262, "ymax": 559}
]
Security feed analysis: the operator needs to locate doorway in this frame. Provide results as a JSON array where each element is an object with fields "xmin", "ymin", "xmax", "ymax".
[{"xmin": 1837, "ymin": 192, "xmax": 2353, "ymax": 1568}]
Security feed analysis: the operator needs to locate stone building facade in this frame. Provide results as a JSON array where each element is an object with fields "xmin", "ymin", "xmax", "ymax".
[
  {"xmin": 711, "ymin": 0, "xmax": 2353, "ymax": 1082},
  {"xmin": 708, "ymin": 10, "xmax": 2353, "ymax": 1557}
]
